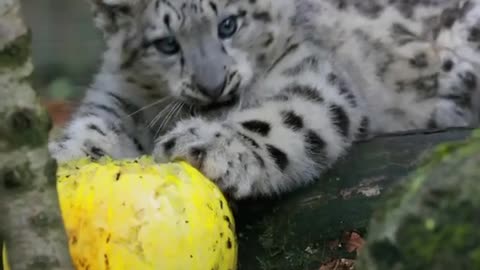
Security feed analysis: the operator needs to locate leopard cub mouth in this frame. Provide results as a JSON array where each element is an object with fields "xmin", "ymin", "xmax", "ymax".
[{"xmin": 198, "ymin": 92, "xmax": 240, "ymax": 112}]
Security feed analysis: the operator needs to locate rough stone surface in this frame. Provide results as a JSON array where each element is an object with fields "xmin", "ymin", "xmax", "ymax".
[
  {"xmin": 235, "ymin": 128, "xmax": 472, "ymax": 270},
  {"xmin": 357, "ymin": 130, "xmax": 480, "ymax": 270}
]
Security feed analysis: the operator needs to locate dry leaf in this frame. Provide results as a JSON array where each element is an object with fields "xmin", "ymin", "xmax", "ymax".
[
  {"xmin": 343, "ymin": 231, "xmax": 365, "ymax": 254},
  {"xmin": 318, "ymin": 231, "xmax": 365, "ymax": 270}
]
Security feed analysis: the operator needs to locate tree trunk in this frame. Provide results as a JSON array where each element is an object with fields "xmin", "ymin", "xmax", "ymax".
[
  {"xmin": 235, "ymin": 128, "xmax": 473, "ymax": 270},
  {"xmin": 0, "ymin": 1, "xmax": 73, "ymax": 269}
]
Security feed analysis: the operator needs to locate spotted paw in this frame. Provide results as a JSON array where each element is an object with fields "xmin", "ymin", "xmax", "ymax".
[
  {"xmin": 153, "ymin": 118, "xmax": 266, "ymax": 198},
  {"xmin": 48, "ymin": 117, "xmax": 143, "ymax": 163}
]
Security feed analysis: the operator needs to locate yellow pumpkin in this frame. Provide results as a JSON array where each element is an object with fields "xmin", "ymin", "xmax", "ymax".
[{"xmin": 3, "ymin": 157, "xmax": 237, "ymax": 270}]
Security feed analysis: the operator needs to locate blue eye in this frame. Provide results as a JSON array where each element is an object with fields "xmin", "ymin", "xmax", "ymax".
[
  {"xmin": 153, "ymin": 36, "xmax": 180, "ymax": 55},
  {"xmin": 218, "ymin": 16, "xmax": 238, "ymax": 39}
]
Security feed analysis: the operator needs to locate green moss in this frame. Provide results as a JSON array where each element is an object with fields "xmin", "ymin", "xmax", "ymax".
[
  {"xmin": 396, "ymin": 211, "xmax": 477, "ymax": 268},
  {"xmin": 357, "ymin": 129, "xmax": 480, "ymax": 270},
  {"xmin": 1, "ymin": 162, "xmax": 36, "ymax": 191},
  {"xmin": 43, "ymin": 158, "xmax": 58, "ymax": 186},
  {"xmin": 0, "ymin": 31, "xmax": 31, "ymax": 69},
  {"xmin": 470, "ymin": 248, "xmax": 480, "ymax": 267},
  {"xmin": 0, "ymin": 106, "xmax": 51, "ymax": 152},
  {"xmin": 369, "ymin": 239, "xmax": 402, "ymax": 268}
]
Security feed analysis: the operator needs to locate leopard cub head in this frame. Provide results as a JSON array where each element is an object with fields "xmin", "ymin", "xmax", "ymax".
[{"xmin": 89, "ymin": 0, "xmax": 296, "ymax": 108}]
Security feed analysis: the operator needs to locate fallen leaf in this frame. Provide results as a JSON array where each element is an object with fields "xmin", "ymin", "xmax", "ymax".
[
  {"xmin": 318, "ymin": 231, "xmax": 365, "ymax": 270},
  {"xmin": 343, "ymin": 231, "xmax": 365, "ymax": 254}
]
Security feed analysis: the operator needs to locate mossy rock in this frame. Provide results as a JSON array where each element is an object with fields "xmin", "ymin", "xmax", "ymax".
[{"xmin": 356, "ymin": 130, "xmax": 480, "ymax": 270}]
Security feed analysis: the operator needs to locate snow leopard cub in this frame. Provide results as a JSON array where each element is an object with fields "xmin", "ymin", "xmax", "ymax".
[{"xmin": 49, "ymin": 0, "xmax": 480, "ymax": 198}]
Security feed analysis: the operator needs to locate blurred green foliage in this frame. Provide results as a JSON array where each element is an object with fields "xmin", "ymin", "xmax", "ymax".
[{"xmin": 20, "ymin": 0, "xmax": 104, "ymax": 101}]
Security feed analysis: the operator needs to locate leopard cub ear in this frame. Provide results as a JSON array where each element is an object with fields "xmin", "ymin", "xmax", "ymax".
[{"xmin": 86, "ymin": 0, "xmax": 144, "ymax": 35}]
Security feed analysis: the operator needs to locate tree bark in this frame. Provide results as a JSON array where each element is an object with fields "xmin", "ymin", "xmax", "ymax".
[
  {"xmin": 235, "ymin": 128, "xmax": 473, "ymax": 270},
  {"xmin": 0, "ymin": 0, "xmax": 73, "ymax": 269}
]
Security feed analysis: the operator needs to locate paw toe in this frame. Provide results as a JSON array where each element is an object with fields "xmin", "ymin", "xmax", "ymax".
[
  {"xmin": 188, "ymin": 147, "xmax": 207, "ymax": 168},
  {"xmin": 459, "ymin": 71, "xmax": 477, "ymax": 89}
]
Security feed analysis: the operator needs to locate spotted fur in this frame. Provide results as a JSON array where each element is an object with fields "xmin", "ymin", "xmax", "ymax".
[{"xmin": 49, "ymin": 0, "xmax": 480, "ymax": 198}]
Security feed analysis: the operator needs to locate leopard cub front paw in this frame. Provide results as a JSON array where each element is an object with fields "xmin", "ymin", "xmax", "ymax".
[
  {"xmin": 49, "ymin": 118, "xmax": 142, "ymax": 163},
  {"xmin": 153, "ymin": 119, "xmax": 264, "ymax": 198}
]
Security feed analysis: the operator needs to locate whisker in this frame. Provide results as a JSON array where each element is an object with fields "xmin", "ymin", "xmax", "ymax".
[
  {"xmin": 147, "ymin": 110, "xmax": 162, "ymax": 129},
  {"xmin": 154, "ymin": 112, "xmax": 173, "ymax": 139},
  {"xmin": 148, "ymin": 112, "xmax": 162, "ymax": 129},
  {"xmin": 167, "ymin": 102, "xmax": 185, "ymax": 129},
  {"xmin": 127, "ymin": 96, "xmax": 172, "ymax": 118},
  {"xmin": 148, "ymin": 102, "xmax": 174, "ymax": 129},
  {"xmin": 172, "ymin": 102, "xmax": 185, "ymax": 124},
  {"xmin": 165, "ymin": 102, "xmax": 184, "ymax": 128},
  {"xmin": 159, "ymin": 102, "xmax": 179, "ymax": 129},
  {"xmin": 154, "ymin": 101, "xmax": 183, "ymax": 139}
]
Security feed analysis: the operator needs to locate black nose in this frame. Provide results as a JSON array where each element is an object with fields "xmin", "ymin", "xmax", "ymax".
[{"xmin": 194, "ymin": 78, "xmax": 227, "ymax": 100}]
